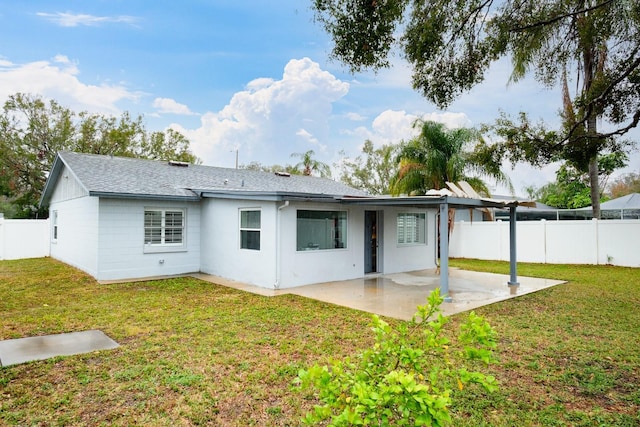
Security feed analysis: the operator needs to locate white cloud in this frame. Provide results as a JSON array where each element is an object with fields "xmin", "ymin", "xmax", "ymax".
[
  {"xmin": 0, "ymin": 56, "xmax": 139, "ymax": 114},
  {"xmin": 152, "ymin": 97, "xmax": 196, "ymax": 115},
  {"xmin": 296, "ymin": 128, "xmax": 326, "ymax": 151},
  {"xmin": 171, "ymin": 57, "xmax": 349, "ymax": 167},
  {"xmin": 346, "ymin": 112, "xmax": 366, "ymax": 121},
  {"xmin": 36, "ymin": 12, "xmax": 139, "ymax": 27},
  {"xmin": 0, "ymin": 57, "xmax": 138, "ymax": 113},
  {"xmin": 346, "ymin": 109, "xmax": 473, "ymax": 148}
]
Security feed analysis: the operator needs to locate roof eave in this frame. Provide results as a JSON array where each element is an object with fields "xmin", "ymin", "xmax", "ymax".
[
  {"xmin": 196, "ymin": 190, "xmax": 345, "ymax": 202},
  {"xmin": 89, "ymin": 191, "xmax": 201, "ymax": 202},
  {"xmin": 338, "ymin": 195, "xmax": 526, "ymax": 209}
]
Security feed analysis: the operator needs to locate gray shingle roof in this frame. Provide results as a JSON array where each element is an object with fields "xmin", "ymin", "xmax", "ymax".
[{"xmin": 44, "ymin": 152, "xmax": 368, "ymax": 203}]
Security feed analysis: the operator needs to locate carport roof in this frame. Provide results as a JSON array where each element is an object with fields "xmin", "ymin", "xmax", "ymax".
[{"xmin": 338, "ymin": 194, "xmax": 534, "ymax": 210}]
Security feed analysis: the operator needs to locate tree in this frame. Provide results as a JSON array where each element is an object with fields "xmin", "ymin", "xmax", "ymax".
[
  {"xmin": 526, "ymin": 153, "xmax": 625, "ymax": 208},
  {"xmin": 0, "ymin": 94, "xmax": 75, "ymax": 217},
  {"xmin": 291, "ymin": 149, "xmax": 331, "ymax": 177},
  {"xmin": 390, "ymin": 121, "xmax": 512, "ymax": 196},
  {"xmin": 527, "ymin": 164, "xmax": 592, "ymax": 209},
  {"xmin": 312, "ymin": 0, "xmax": 640, "ymax": 218},
  {"xmin": 607, "ymin": 171, "xmax": 640, "ymax": 198},
  {"xmin": 337, "ymin": 140, "xmax": 399, "ymax": 194},
  {"xmin": 0, "ymin": 93, "xmax": 199, "ymax": 218},
  {"xmin": 239, "ymin": 161, "xmax": 300, "ymax": 175}
]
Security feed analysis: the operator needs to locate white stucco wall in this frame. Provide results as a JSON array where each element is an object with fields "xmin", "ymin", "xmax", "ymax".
[
  {"xmin": 49, "ymin": 196, "xmax": 100, "ymax": 278},
  {"xmin": 199, "ymin": 198, "xmax": 278, "ymax": 287},
  {"xmin": 96, "ymin": 198, "xmax": 201, "ymax": 281},
  {"xmin": 380, "ymin": 207, "xmax": 437, "ymax": 274},
  {"xmin": 277, "ymin": 203, "xmax": 437, "ymax": 288}
]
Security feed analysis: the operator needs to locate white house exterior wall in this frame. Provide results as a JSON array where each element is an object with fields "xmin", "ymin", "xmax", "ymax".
[
  {"xmin": 199, "ymin": 198, "xmax": 278, "ymax": 287},
  {"xmin": 277, "ymin": 203, "xmax": 437, "ymax": 289},
  {"xmin": 96, "ymin": 198, "xmax": 201, "ymax": 281},
  {"xmin": 381, "ymin": 207, "xmax": 437, "ymax": 274},
  {"xmin": 49, "ymin": 196, "xmax": 99, "ymax": 278},
  {"xmin": 50, "ymin": 164, "xmax": 89, "ymax": 203},
  {"xmin": 278, "ymin": 203, "xmax": 365, "ymax": 288}
]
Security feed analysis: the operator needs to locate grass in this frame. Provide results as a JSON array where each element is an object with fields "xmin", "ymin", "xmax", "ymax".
[{"xmin": 1, "ymin": 258, "xmax": 639, "ymax": 426}]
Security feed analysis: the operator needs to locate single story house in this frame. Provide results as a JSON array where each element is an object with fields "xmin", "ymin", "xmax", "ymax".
[{"xmin": 40, "ymin": 152, "xmax": 526, "ymax": 293}]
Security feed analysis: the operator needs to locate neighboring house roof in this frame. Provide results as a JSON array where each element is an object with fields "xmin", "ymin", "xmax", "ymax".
[
  {"xmin": 40, "ymin": 152, "xmax": 369, "ymax": 206},
  {"xmin": 599, "ymin": 193, "xmax": 640, "ymax": 210}
]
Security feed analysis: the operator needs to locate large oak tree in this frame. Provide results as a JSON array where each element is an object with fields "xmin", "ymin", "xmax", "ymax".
[{"xmin": 312, "ymin": 0, "xmax": 640, "ymax": 217}]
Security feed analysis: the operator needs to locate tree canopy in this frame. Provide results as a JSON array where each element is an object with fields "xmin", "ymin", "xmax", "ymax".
[
  {"xmin": 390, "ymin": 120, "xmax": 512, "ymax": 196},
  {"xmin": 336, "ymin": 140, "xmax": 399, "ymax": 195},
  {"xmin": 0, "ymin": 93, "xmax": 199, "ymax": 218},
  {"xmin": 313, "ymin": 0, "xmax": 640, "ymax": 217},
  {"xmin": 607, "ymin": 171, "xmax": 640, "ymax": 198}
]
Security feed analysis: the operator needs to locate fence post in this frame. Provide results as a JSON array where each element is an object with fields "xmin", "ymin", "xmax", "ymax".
[{"xmin": 0, "ymin": 214, "xmax": 4, "ymax": 260}]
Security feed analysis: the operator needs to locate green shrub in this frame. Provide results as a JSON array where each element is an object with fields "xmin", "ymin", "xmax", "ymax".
[{"xmin": 297, "ymin": 289, "xmax": 498, "ymax": 426}]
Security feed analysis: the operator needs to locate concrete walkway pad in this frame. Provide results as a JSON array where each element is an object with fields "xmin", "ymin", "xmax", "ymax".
[{"xmin": 0, "ymin": 330, "xmax": 119, "ymax": 367}]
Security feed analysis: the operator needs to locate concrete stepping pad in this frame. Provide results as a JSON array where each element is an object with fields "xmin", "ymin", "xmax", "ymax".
[{"xmin": 0, "ymin": 330, "xmax": 119, "ymax": 367}]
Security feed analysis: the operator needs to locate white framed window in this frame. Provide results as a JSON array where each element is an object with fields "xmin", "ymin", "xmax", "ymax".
[
  {"xmin": 240, "ymin": 209, "xmax": 261, "ymax": 250},
  {"xmin": 397, "ymin": 213, "xmax": 426, "ymax": 245},
  {"xmin": 144, "ymin": 209, "xmax": 185, "ymax": 251},
  {"xmin": 51, "ymin": 210, "xmax": 58, "ymax": 242},
  {"xmin": 297, "ymin": 210, "xmax": 347, "ymax": 251}
]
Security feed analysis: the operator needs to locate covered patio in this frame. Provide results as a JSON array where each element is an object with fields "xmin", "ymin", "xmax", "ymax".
[{"xmin": 192, "ymin": 188, "xmax": 556, "ymax": 320}]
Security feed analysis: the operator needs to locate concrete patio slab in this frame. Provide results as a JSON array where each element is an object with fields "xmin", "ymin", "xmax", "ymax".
[
  {"xmin": 0, "ymin": 330, "xmax": 119, "ymax": 367},
  {"xmin": 193, "ymin": 269, "xmax": 565, "ymax": 320}
]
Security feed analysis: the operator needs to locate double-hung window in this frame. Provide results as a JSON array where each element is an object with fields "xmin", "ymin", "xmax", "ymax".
[
  {"xmin": 397, "ymin": 213, "xmax": 426, "ymax": 245},
  {"xmin": 240, "ymin": 209, "xmax": 261, "ymax": 250},
  {"xmin": 144, "ymin": 209, "xmax": 185, "ymax": 249}
]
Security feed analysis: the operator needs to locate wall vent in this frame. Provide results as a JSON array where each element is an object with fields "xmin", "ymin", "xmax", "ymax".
[{"xmin": 168, "ymin": 160, "xmax": 189, "ymax": 167}]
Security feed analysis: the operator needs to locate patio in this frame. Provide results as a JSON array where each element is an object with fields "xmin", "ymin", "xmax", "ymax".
[{"xmin": 192, "ymin": 269, "xmax": 566, "ymax": 320}]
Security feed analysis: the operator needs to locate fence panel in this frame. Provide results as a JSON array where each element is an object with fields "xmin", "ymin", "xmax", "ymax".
[
  {"xmin": 450, "ymin": 219, "xmax": 639, "ymax": 267},
  {"xmin": 0, "ymin": 218, "xmax": 50, "ymax": 260}
]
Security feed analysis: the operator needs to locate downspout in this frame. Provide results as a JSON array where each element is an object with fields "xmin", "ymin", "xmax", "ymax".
[{"xmin": 274, "ymin": 200, "xmax": 290, "ymax": 289}]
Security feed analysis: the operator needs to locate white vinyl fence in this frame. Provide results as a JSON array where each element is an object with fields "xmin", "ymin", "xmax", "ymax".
[
  {"xmin": 450, "ymin": 219, "xmax": 640, "ymax": 267},
  {"xmin": 0, "ymin": 217, "xmax": 50, "ymax": 260}
]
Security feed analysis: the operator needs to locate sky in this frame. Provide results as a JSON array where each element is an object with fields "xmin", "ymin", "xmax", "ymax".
[{"xmin": 1, "ymin": 0, "xmax": 638, "ymax": 197}]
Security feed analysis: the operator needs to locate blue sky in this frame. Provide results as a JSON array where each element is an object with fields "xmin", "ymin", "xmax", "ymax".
[{"xmin": 1, "ymin": 1, "xmax": 638, "ymax": 196}]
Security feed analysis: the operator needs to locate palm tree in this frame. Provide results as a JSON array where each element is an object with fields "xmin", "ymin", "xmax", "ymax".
[
  {"xmin": 291, "ymin": 150, "xmax": 331, "ymax": 178},
  {"xmin": 391, "ymin": 120, "xmax": 512, "ymax": 196},
  {"xmin": 391, "ymin": 120, "xmax": 513, "ymax": 257}
]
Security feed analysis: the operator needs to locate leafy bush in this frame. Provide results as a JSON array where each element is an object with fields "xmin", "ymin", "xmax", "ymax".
[{"xmin": 297, "ymin": 289, "xmax": 498, "ymax": 426}]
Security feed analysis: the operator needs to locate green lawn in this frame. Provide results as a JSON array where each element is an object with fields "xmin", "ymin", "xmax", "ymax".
[{"xmin": 1, "ymin": 258, "xmax": 639, "ymax": 426}]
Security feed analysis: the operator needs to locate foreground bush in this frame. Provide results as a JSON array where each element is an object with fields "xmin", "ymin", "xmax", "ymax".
[{"xmin": 297, "ymin": 289, "xmax": 498, "ymax": 426}]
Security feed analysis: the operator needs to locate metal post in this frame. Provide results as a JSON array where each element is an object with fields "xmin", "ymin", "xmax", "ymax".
[
  {"xmin": 508, "ymin": 205, "xmax": 519, "ymax": 286},
  {"xmin": 439, "ymin": 202, "xmax": 452, "ymax": 302}
]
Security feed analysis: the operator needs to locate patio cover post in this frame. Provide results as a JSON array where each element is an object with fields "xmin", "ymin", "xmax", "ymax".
[
  {"xmin": 439, "ymin": 202, "xmax": 452, "ymax": 302},
  {"xmin": 508, "ymin": 205, "xmax": 519, "ymax": 286}
]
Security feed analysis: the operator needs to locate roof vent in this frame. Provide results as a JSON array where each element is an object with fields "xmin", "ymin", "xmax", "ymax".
[
  {"xmin": 274, "ymin": 171, "xmax": 291, "ymax": 177},
  {"xmin": 168, "ymin": 160, "xmax": 189, "ymax": 167}
]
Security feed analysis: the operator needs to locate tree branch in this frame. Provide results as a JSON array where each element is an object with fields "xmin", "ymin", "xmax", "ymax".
[{"xmin": 509, "ymin": 0, "xmax": 616, "ymax": 32}]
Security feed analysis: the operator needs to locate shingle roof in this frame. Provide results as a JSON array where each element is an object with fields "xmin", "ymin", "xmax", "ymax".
[{"xmin": 42, "ymin": 152, "xmax": 368, "ymax": 204}]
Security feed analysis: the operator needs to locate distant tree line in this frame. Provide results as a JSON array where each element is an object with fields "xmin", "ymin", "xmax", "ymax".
[{"xmin": 0, "ymin": 93, "xmax": 199, "ymax": 218}]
